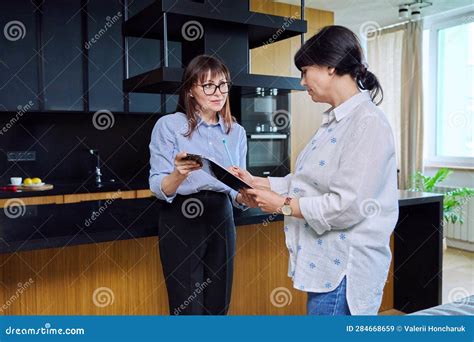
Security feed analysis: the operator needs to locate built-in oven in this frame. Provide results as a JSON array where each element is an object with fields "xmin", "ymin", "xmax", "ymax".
[
  {"xmin": 233, "ymin": 87, "xmax": 291, "ymax": 177},
  {"xmin": 247, "ymin": 133, "xmax": 289, "ymax": 177}
]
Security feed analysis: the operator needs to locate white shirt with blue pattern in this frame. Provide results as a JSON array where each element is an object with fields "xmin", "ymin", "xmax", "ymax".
[{"xmin": 269, "ymin": 91, "xmax": 399, "ymax": 315}]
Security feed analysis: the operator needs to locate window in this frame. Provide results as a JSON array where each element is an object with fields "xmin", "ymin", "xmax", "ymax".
[{"xmin": 423, "ymin": 14, "xmax": 474, "ymax": 168}]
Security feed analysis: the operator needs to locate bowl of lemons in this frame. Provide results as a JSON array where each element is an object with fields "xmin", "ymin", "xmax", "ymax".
[{"xmin": 23, "ymin": 177, "xmax": 44, "ymax": 187}]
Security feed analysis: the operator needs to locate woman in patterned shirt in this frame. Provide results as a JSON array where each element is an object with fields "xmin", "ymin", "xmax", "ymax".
[{"xmin": 232, "ymin": 25, "xmax": 399, "ymax": 315}]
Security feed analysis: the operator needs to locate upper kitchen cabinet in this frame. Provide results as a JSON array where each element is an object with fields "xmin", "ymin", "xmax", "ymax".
[
  {"xmin": 127, "ymin": 38, "xmax": 182, "ymax": 113},
  {"xmin": 126, "ymin": 0, "xmax": 182, "ymax": 113},
  {"xmin": 122, "ymin": 0, "xmax": 306, "ymax": 95},
  {"xmin": 87, "ymin": 0, "xmax": 124, "ymax": 112},
  {"xmin": 123, "ymin": 0, "xmax": 306, "ymax": 48},
  {"xmin": 42, "ymin": 0, "xmax": 84, "ymax": 111},
  {"xmin": 0, "ymin": 0, "xmax": 40, "ymax": 111},
  {"xmin": 127, "ymin": 36, "xmax": 162, "ymax": 113}
]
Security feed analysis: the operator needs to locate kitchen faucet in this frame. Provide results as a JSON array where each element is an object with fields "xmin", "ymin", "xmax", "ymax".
[{"xmin": 89, "ymin": 149, "xmax": 102, "ymax": 185}]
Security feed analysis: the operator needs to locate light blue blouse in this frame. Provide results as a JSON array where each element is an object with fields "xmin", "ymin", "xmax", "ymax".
[{"xmin": 149, "ymin": 111, "xmax": 247, "ymax": 208}]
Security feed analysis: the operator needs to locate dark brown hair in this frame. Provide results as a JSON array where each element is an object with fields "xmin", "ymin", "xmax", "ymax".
[
  {"xmin": 294, "ymin": 25, "xmax": 383, "ymax": 105},
  {"xmin": 176, "ymin": 55, "xmax": 235, "ymax": 137}
]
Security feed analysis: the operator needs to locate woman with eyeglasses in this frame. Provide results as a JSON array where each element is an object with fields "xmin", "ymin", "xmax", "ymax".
[{"xmin": 149, "ymin": 55, "xmax": 247, "ymax": 315}]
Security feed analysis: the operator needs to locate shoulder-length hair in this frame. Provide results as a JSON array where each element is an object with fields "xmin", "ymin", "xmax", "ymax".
[{"xmin": 176, "ymin": 55, "xmax": 235, "ymax": 138}]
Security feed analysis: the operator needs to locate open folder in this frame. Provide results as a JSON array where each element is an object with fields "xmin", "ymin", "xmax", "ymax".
[{"xmin": 200, "ymin": 157, "xmax": 253, "ymax": 192}]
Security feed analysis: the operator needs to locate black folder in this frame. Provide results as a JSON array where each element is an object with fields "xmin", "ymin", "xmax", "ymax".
[{"xmin": 201, "ymin": 157, "xmax": 253, "ymax": 191}]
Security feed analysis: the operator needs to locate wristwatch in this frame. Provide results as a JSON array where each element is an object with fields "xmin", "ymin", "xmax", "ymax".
[{"xmin": 281, "ymin": 197, "xmax": 293, "ymax": 216}]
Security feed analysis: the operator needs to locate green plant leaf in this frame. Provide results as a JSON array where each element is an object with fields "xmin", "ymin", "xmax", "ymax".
[
  {"xmin": 409, "ymin": 168, "xmax": 473, "ymax": 226},
  {"xmin": 424, "ymin": 168, "xmax": 452, "ymax": 191}
]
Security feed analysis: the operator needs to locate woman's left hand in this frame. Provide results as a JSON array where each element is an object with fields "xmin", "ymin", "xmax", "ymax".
[{"xmin": 243, "ymin": 188, "xmax": 286, "ymax": 213}]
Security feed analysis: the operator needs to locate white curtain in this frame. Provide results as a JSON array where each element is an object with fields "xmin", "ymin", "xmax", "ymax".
[
  {"xmin": 400, "ymin": 22, "xmax": 424, "ymax": 190},
  {"xmin": 367, "ymin": 22, "xmax": 424, "ymax": 189},
  {"xmin": 367, "ymin": 29, "xmax": 404, "ymax": 180}
]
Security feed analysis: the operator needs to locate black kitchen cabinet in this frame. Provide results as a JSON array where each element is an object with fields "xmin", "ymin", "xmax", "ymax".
[
  {"xmin": 0, "ymin": 0, "xmax": 40, "ymax": 111},
  {"xmin": 127, "ymin": 0, "xmax": 159, "ymax": 113},
  {"xmin": 127, "ymin": 36, "xmax": 162, "ymax": 113},
  {"xmin": 42, "ymin": 0, "xmax": 84, "ymax": 111},
  {"xmin": 127, "ymin": 0, "xmax": 182, "ymax": 114},
  {"xmin": 127, "ymin": 39, "xmax": 182, "ymax": 113},
  {"xmin": 127, "ymin": 0, "xmax": 155, "ymax": 17},
  {"xmin": 0, "ymin": 0, "xmax": 183, "ymax": 114},
  {"xmin": 165, "ymin": 94, "xmax": 179, "ymax": 113},
  {"xmin": 87, "ymin": 0, "xmax": 124, "ymax": 112}
]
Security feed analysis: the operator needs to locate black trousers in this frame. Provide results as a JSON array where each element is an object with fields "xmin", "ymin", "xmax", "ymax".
[{"xmin": 158, "ymin": 191, "xmax": 236, "ymax": 315}]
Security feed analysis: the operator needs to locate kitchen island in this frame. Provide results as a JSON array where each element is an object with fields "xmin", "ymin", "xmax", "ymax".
[{"xmin": 0, "ymin": 188, "xmax": 443, "ymax": 315}]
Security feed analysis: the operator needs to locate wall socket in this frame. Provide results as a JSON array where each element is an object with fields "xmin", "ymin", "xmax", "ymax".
[{"xmin": 7, "ymin": 151, "xmax": 36, "ymax": 162}]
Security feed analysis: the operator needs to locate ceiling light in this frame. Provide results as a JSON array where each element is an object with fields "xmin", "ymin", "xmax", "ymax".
[
  {"xmin": 399, "ymin": 5, "xmax": 410, "ymax": 20},
  {"xmin": 398, "ymin": 1, "xmax": 432, "ymax": 21},
  {"xmin": 411, "ymin": 9, "xmax": 422, "ymax": 20}
]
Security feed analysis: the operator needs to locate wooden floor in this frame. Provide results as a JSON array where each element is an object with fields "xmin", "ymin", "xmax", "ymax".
[
  {"xmin": 442, "ymin": 247, "xmax": 474, "ymax": 304},
  {"xmin": 379, "ymin": 309, "xmax": 404, "ymax": 315}
]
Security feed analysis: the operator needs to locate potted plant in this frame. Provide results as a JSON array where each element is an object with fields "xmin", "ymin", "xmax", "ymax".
[{"xmin": 410, "ymin": 168, "xmax": 474, "ymax": 225}]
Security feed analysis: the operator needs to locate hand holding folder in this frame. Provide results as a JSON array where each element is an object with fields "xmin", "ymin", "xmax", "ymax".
[{"xmin": 200, "ymin": 157, "xmax": 253, "ymax": 192}]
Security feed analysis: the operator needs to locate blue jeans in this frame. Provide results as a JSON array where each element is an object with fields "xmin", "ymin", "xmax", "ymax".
[{"xmin": 307, "ymin": 276, "xmax": 351, "ymax": 315}]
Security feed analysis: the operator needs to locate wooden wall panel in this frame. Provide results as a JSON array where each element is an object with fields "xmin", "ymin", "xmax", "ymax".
[
  {"xmin": 249, "ymin": 1, "xmax": 334, "ymax": 171},
  {"xmin": 229, "ymin": 222, "xmax": 306, "ymax": 315},
  {"xmin": 0, "ymin": 221, "xmax": 306, "ymax": 315},
  {"xmin": 0, "ymin": 237, "xmax": 167, "ymax": 315}
]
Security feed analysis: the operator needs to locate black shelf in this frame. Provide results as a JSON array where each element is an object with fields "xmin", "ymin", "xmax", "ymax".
[
  {"xmin": 123, "ymin": 66, "xmax": 304, "ymax": 94},
  {"xmin": 123, "ymin": 0, "xmax": 307, "ymax": 49}
]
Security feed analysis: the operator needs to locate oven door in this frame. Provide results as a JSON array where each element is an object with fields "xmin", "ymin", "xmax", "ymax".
[{"xmin": 246, "ymin": 134, "xmax": 289, "ymax": 177}]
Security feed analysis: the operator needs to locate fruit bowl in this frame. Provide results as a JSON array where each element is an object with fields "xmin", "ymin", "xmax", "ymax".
[{"xmin": 22, "ymin": 182, "xmax": 45, "ymax": 187}]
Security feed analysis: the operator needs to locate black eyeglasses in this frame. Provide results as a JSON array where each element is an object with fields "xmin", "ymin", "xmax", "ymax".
[{"xmin": 197, "ymin": 82, "xmax": 232, "ymax": 95}]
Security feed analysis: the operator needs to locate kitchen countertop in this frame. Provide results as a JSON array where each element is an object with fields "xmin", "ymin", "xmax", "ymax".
[
  {"xmin": 397, "ymin": 190, "xmax": 444, "ymax": 207},
  {"xmin": 0, "ymin": 190, "xmax": 443, "ymax": 254},
  {"xmin": 0, "ymin": 180, "xmax": 149, "ymax": 199},
  {"xmin": 0, "ymin": 196, "xmax": 282, "ymax": 254}
]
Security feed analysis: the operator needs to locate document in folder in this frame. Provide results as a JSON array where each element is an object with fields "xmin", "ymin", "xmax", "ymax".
[{"xmin": 201, "ymin": 157, "xmax": 253, "ymax": 192}]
